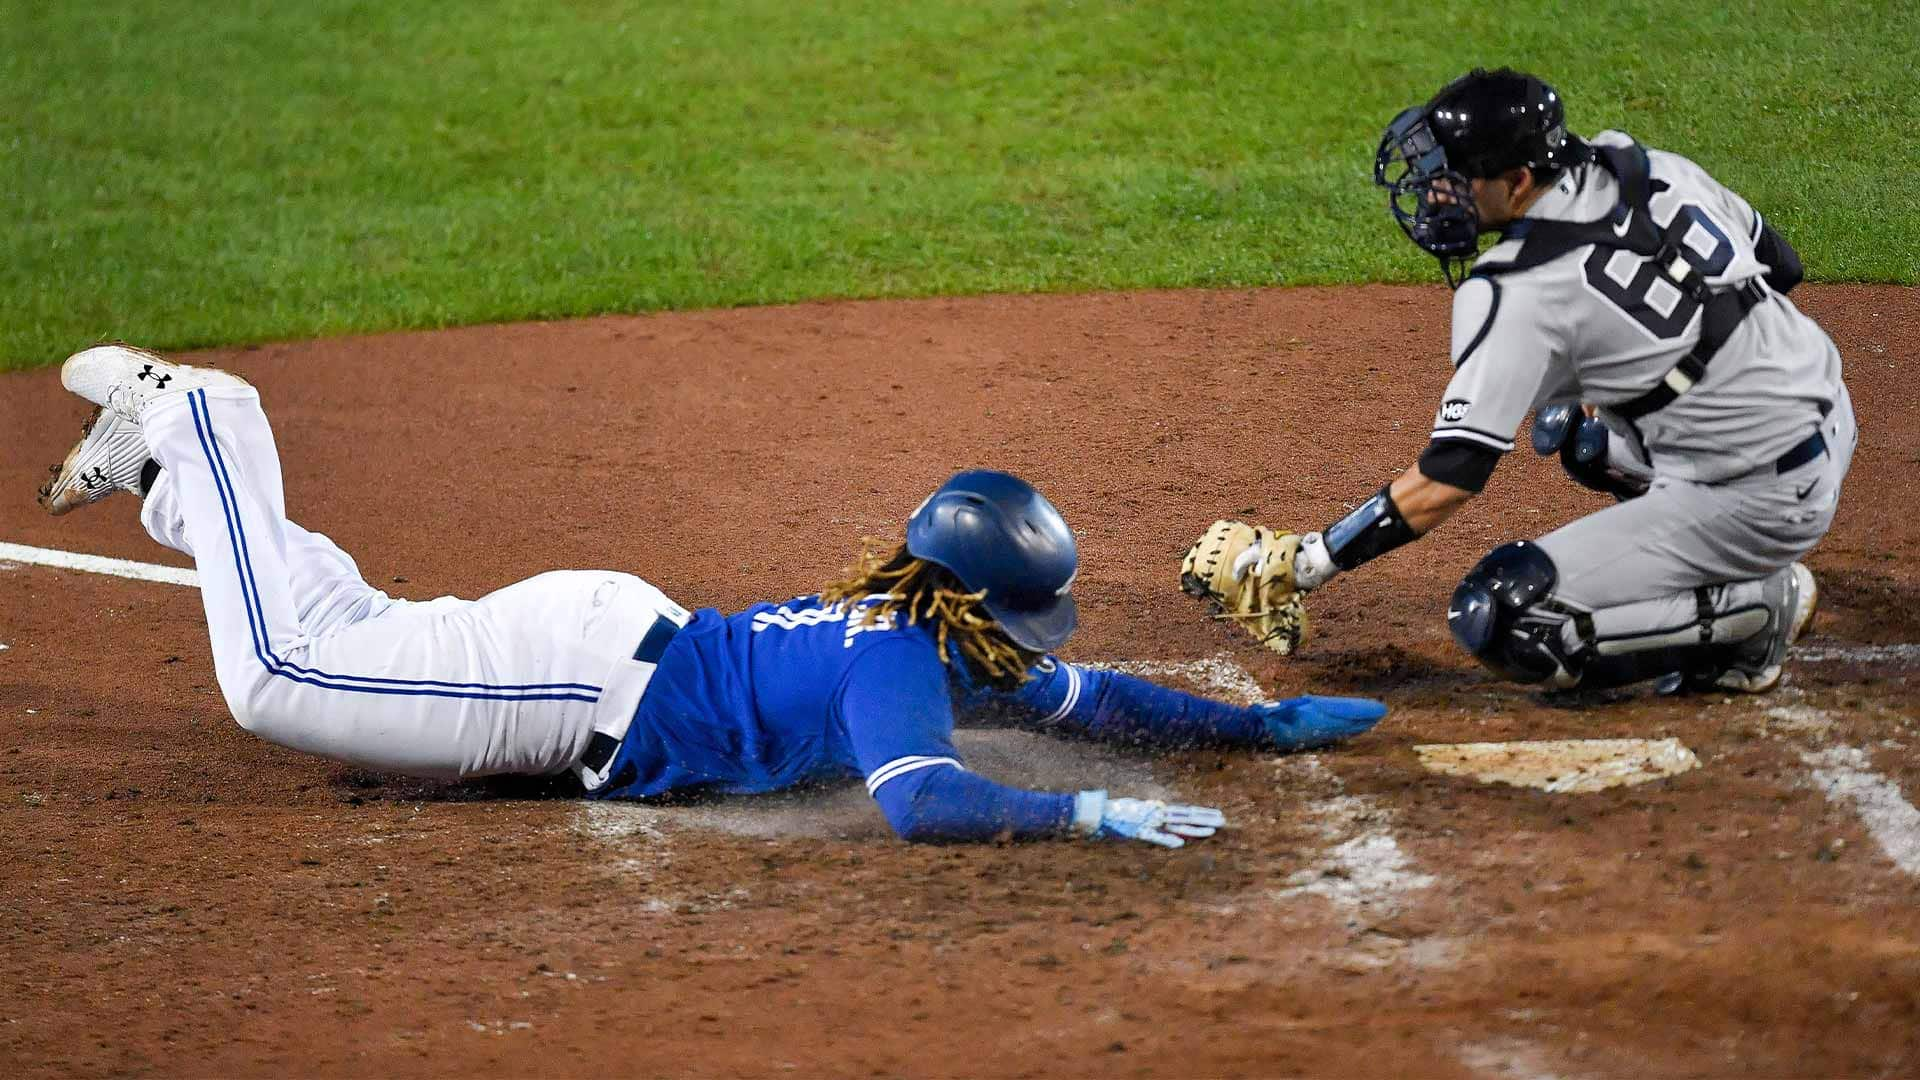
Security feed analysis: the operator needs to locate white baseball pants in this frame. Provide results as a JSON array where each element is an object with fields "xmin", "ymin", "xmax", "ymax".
[{"xmin": 139, "ymin": 386, "xmax": 684, "ymax": 780}]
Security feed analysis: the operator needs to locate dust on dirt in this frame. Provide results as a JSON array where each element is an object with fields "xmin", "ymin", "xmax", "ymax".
[{"xmin": 2, "ymin": 283, "xmax": 1917, "ymax": 1077}]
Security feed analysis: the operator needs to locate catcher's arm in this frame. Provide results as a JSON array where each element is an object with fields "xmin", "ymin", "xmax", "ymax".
[
  {"xmin": 1180, "ymin": 465, "xmax": 1475, "ymax": 654},
  {"xmin": 1293, "ymin": 463, "xmax": 1476, "ymax": 590},
  {"xmin": 1390, "ymin": 463, "xmax": 1477, "ymax": 533}
]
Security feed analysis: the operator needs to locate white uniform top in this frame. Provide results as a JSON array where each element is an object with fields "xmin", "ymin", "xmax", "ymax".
[{"xmin": 1431, "ymin": 131, "xmax": 1845, "ymax": 483}]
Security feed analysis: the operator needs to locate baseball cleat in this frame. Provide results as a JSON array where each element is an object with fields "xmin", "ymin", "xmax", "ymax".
[
  {"xmin": 37, "ymin": 407, "xmax": 156, "ymax": 516},
  {"xmin": 1711, "ymin": 563, "xmax": 1818, "ymax": 694},
  {"xmin": 61, "ymin": 342, "xmax": 248, "ymax": 422}
]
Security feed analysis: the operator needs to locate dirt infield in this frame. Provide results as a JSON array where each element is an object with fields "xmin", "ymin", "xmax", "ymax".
[{"xmin": 3, "ymin": 284, "xmax": 1917, "ymax": 1077}]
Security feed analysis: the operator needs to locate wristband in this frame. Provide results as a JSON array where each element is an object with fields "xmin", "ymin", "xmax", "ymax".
[
  {"xmin": 1322, "ymin": 484, "xmax": 1418, "ymax": 571},
  {"xmin": 1072, "ymin": 790, "xmax": 1107, "ymax": 836}
]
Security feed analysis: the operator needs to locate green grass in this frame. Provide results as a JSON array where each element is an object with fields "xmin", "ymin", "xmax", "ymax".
[{"xmin": 3, "ymin": 0, "xmax": 1914, "ymax": 368}]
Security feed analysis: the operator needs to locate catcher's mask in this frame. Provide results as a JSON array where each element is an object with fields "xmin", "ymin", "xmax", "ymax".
[
  {"xmin": 906, "ymin": 469, "xmax": 1078, "ymax": 652},
  {"xmin": 1374, "ymin": 67, "xmax": 1587, "ymax": 286}
]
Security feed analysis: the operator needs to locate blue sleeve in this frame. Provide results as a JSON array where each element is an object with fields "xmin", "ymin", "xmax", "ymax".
[
  {"xmin": 841, "ymin": 638, "xmax": 1075, "ymax": 843},
  {"xmin": 972, "ymin": 658, "xmax": 1270, "ymax": 748}
]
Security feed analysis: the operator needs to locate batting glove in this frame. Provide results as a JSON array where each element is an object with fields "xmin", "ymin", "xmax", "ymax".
[
  {"xmin": 1073, "ymin": 790, "xmax": 1226, "ymax": 848},
  {"xmin": 1256, "ymin": 695, "xmax": 1387, "ymax": 750}
]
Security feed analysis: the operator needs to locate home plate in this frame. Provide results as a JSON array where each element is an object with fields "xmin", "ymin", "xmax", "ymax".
[{"xmin": 1414, "ymin": 738, "xmax": 1701, "ymax": 793}]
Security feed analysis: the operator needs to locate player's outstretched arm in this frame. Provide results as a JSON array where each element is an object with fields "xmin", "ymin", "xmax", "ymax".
[
  {"xmin": 974, "ymin": 660, "xmax": 1386, "ymax": 752},
  {"xmin": 845, "ymin": 641, "xmax": 1226, "ymax": 846},
  {"xmin": 867, "ymin": 764, "xmax": 1221, "ymax": 848}
]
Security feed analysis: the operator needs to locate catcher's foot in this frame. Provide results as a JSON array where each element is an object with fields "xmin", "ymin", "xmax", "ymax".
[
  {"xmin": 1710, "ymin": 563, "xmax": 1818, "ymax": 693},
  {"xmin": 62, "ymin": 342, "xmax": 248, "ymax": 422},
  {"xmin": 1656, "ymin": 564, "xmax": 1819, "ymax": 696},
  {"xmin": 38, "ymin": 407, "xmax": 158, "ymax": 516}
]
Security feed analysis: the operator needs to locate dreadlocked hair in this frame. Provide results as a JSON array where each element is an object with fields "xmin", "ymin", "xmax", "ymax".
[{"xmin": 819, "ymin": 540, "xmax": 1041, "ymax": 690}]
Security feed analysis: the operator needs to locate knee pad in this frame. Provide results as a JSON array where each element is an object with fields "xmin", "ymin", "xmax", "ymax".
[{"xmin": 1448, "ymin": 541, "xmax": 1577, "ymax": 686}]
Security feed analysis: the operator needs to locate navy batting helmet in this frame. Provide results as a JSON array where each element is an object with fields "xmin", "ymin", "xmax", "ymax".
[
  {"xmin": 906, "ymin": 469, "xmax": 1078, "ymax": 651},
  {"xmin": 1374, "ymin": 68, "xmax": 1588, "ymax": 281}
]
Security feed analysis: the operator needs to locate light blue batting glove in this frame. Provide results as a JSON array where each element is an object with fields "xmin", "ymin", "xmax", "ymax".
[
  {"xmin": 1073, "ymin": 790, "xmax": 1226, "ymax": 848},
  {"xmin": 1256, "ymin": 695, "xmax": 1388, "ymax": 751}
]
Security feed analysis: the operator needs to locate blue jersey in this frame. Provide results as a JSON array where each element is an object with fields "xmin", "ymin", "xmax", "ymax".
[
  {"xmin": 589, "ymin": 594, "xmax": 1288, "ymax": 841},
  {"xmin": 593, "ymin": 594, "xmax": 948, "ymax": 797}
]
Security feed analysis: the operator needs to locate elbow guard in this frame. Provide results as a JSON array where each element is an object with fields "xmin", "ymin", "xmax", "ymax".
[
  {"xmin": 1754, "ymin": 221, "xmax": 1803, "ymax": 294},
  {"xmin": 1322, "ymin": 484, "xmax": 1419, "ymax": 572},
  {"xmin": 1418, "ymin": 439, "xmax": 1501, "ymax": 493}
]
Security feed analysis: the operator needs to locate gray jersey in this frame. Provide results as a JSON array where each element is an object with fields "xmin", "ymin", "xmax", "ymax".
[{"xmin": 1430, "ymin": 131, "xmax": 1845, "ymax": 482}]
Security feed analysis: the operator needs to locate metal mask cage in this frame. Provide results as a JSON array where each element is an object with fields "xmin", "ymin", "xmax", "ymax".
[{"xmin": 1374, "ymin": 107, "xmax": 1484, "ymax": 286}]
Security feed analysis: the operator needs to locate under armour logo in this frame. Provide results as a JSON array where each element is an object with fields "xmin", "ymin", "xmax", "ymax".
[
  {"xmin": 79, "ymin": 467, "xmax": 108, "ymax": 489},
  {"xmin": 138, "ymin": 364, "xmax": 172, "ymax": 388}
]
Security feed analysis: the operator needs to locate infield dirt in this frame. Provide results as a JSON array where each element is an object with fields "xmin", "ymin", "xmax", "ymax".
[{"xmin": 3, "ymin": 284, "xmax": 1917, "ymax": 1077}]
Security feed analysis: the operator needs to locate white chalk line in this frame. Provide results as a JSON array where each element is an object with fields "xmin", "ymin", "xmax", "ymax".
[
  {"xmin": 0, "ymin": 541, "xmax": 198, "ymax": 587},
  {"xmin": 1272, "ymin": 756, "xmax": 1434, "ymax": 914},
  {"xmin": 1804, "ymin": 745, "xmax": 1920, "ymax": 879},
  {"xmin": 1742, "ymin": 688, "xmax": 1920, "ymax": 882},
  {"xmin": 1459, "ymin": 1037, "xmax": 1577, "ymax": 1080},
  {"xmin": 1794, "ymin": 642, "xmax": 1920, "ymax": 665}
]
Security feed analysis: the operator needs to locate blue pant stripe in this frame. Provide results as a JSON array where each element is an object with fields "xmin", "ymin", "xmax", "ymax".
[
  {"xmin": 189, "ymin": 390, "xmax": 278, "ymax": 676},
  {"xmin": 194, "ymin": 393, "xmax": 599, "ymax": 692},
  {"xmin": 187, "ymin": 390, "xmax": 601, "ymax": 703}
]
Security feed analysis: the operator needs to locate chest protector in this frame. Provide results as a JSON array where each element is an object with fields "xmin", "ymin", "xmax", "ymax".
[{"xmin": 1469, "ymin": 141, "xmax": 1769, "ymax": 421}]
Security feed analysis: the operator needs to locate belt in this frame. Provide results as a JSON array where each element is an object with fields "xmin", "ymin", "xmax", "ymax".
[
  {"xmin": 579, "ymin": 616, "xmax": 681, "ymax": 780},
  {"xmin": 1774, "ymin": 430, "xmax": 1827, "ymax": 474}
]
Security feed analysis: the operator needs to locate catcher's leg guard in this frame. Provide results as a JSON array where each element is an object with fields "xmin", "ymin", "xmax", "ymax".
[
  {"xmin": 1447, "ymin": 541, "xmax": 1579, "ymax": 687},
  {"xmin": 1452, "ymin": 542, "xmax": 1783, "ymax": 692}
]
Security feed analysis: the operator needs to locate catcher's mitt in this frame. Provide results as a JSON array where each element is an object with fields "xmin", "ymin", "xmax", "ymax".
[{"xmin": 1180, "ymin": 520, "xmax": 1309, "ymax": 655}]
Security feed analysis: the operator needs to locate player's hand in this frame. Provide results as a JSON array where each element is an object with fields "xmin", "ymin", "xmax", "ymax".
[
  {"xmin": 1073, "ymin": 790, "xmax": 1225, "ymax": 848},
  {"xmin": 1292, "ymin": 531, "xmax": 1337, "ymax": 590},
  {"xmin": 1256, "ymin": 695, "xmax": 1388, "ymax": 750}
]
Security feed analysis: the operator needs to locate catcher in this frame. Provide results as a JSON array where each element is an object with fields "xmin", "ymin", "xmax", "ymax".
[
  {"xmin": 39, "ymin": 344, "xmax": 1387, "ymax": 849},
  {"xmin": 1184, "ymin": 69, "xmax": 1853, "ymax": 695}
]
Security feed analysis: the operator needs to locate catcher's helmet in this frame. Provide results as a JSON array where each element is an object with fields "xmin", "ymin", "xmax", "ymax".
[
  {"xmin": 1374, "ymin": 68, "xmax": 1588, "ymax": 282},
  {"xmin": 906, "ymin": 469, "xmax": 1078, "ymax": 651}
]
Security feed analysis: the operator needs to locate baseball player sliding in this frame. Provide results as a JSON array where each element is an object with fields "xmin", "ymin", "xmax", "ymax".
[
  {"xmin": 1184, "ymin": 68, "xmax": 1853, "ymax": 695},
  {"xmin": 38, "ymin": 344, "xmax": 1386, "ymax": 848}
]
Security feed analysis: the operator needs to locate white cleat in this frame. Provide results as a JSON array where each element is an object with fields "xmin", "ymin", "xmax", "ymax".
[
  {"xmin": 1713, "ymin": 563, "xmax": 1818, "ymax": 694},
  {"xmin": 37, "ymin": 407, "xmax": 155, "ymax": 516},
  {"xmin": 61, "ymin": 343, "xmax": 248, "ymax": 422}
]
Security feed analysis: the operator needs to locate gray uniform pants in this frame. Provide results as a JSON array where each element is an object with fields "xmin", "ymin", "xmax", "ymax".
[{"xmin": 1536, "ymin": 386, "xmax": 1855, "ymax": 659}]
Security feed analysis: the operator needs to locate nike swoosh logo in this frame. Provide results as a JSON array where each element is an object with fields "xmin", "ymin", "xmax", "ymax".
[
  {"xmin": 1612, "ymin": 211, "xmax": 1632, "ymax": 237},
  {"xmin": 1795, "ymin": 479, "xmax": 1818, "ymax": 500}
]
